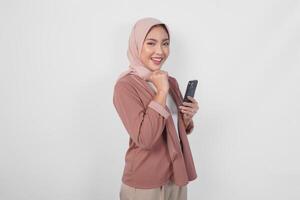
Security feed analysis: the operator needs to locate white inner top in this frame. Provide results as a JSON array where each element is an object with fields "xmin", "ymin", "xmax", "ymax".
[{"xmin": 146, "ymin": 81, "xmax": 180, "ymax": 142}]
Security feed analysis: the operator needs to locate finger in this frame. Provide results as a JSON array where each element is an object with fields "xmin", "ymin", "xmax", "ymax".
[
  {"xmin": 181, "ymin": 109, "xmax": 194, "ymax": 116},
  {"xmin": 187, "ymin": 96, "xmax": 197, "ymax": 103},
  {"xmin": 179, "ymin": 106, "xmax": 195, "ymax": 112},
  {"xmin": 180, "ymin": 107, "xmax": 197, "ymax": 116},
  {"xmin": 182, "ymin": 101, "xmax": 195, "ymax": 107},
  {"xmin": 180, "ymin": 107, "xmax": 195, "ymax": 113}
]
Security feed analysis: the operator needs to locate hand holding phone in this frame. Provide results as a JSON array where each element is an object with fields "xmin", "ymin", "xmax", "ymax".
[{"xmin": 183, "ymin": 80, "xmax": 198, "ymax": 102}]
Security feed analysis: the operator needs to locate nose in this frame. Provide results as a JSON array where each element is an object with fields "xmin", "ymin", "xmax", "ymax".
[{"xmin": 154, "ymin": 45, "xmax": 163, "ymax": 55}]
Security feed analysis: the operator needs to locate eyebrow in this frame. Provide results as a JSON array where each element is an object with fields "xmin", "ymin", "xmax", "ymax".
[{"xmin": 146, "ymin": 38, "xmax": 169, "ymax": 42}]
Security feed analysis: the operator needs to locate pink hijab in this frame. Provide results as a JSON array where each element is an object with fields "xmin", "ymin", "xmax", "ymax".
[{"xmin": 116, "ymin": 17, "xmax": 170, "ymax": 82}]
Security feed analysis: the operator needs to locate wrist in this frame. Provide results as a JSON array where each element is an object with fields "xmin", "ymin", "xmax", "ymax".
[{"xmin": 184, "ymin": 118, "xmax": 192, "ymax": 126}]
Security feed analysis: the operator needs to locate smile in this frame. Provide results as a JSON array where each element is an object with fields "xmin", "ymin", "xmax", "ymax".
[{"xmin": 151, "ymin": 57, "xmax": 163, "ymax": 65}]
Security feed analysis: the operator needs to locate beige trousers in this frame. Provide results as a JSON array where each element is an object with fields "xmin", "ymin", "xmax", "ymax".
[{"xmin": 119, "ymin": 180, "xmax": 187, "ymax": 200}]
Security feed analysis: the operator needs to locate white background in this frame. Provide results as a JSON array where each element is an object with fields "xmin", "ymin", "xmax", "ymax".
[{"xmin": 0, "ymin": 0, "xmax": 299, "ymax": 199}]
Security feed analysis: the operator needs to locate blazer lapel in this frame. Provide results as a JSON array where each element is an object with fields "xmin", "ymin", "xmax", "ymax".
[
  {"xmin": 168, "ymin": 78, "xmax": 187, "ymax": 141},
  {"xmin": 168, "ymin": 79, "xmax": 182, "ymax": 107}
]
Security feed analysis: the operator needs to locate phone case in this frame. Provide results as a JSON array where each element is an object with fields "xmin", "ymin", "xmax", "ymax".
[{"xmin": 183, "ymin": 80, "xmax": 198, "ymax": 102}]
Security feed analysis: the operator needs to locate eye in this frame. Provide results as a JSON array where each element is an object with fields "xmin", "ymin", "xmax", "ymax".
[
  {"xmin": 163, "ymin": 42, "xmax": 169, "ymax": 46},
  {"xmin": 147, "ymin": 42, "xmax": 155, "ymax": 45}
]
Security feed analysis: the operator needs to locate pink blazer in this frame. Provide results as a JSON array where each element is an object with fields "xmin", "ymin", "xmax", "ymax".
[{"xmin": 113, "ymin": 73, "xmax": 197, "ymax": 189}]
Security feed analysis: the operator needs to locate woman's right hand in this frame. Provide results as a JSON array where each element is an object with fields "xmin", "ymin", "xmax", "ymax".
[{"xmin": 149, "ymin": 70, "xmax": 169, "ymax": 93}]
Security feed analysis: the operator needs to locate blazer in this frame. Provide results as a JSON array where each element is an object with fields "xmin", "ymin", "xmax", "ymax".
[{"xmin": 113, "ymin": 72, "xmax": 197, "ymax": 189}]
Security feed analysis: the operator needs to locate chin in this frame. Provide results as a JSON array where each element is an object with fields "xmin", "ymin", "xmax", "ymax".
[{"xmin": 149, "ymin": 64, "xmax": 162, "ymax": 71}]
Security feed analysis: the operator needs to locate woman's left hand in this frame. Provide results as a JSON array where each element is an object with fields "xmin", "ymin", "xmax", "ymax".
[{"xmin": 178, "ymin": 96, "xmax": 199, "ymax": 126}]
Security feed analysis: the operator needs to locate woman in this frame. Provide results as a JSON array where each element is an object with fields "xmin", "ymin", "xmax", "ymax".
[{"xmin": 113, "ymin": 17, "xmax": 199, "ymax": 200}]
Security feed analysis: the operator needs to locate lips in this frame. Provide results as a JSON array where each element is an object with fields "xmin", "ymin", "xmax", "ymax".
[{"xmin": 151, "ymin": 57, "xmax": 163, "ymax": 65}]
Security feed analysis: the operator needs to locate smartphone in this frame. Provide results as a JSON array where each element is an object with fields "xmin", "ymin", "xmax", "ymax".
[{"xmin": 183, "ymin": 80, "xmax": 198, "ymax": 102}]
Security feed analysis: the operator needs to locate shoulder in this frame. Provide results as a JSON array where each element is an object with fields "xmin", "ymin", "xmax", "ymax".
[{"xmin": 114, "ymin": 74, "xmax": 139, "ymax": 94}]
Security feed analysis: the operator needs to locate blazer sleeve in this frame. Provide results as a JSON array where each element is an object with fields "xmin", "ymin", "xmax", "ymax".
[{"xmin": 113, "ymin": 81, "xmax": 170, "ymax": 150}]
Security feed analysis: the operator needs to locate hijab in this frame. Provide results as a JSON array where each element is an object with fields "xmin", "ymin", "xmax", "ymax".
[{"xmin": 116, "ymin": 17, "xmax": 170, "ymax": 82}]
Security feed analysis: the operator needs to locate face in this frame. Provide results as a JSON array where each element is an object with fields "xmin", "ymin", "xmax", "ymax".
[{"xmin": 140, "ymin": 26, "xmax": 170, "ymax": 71}]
